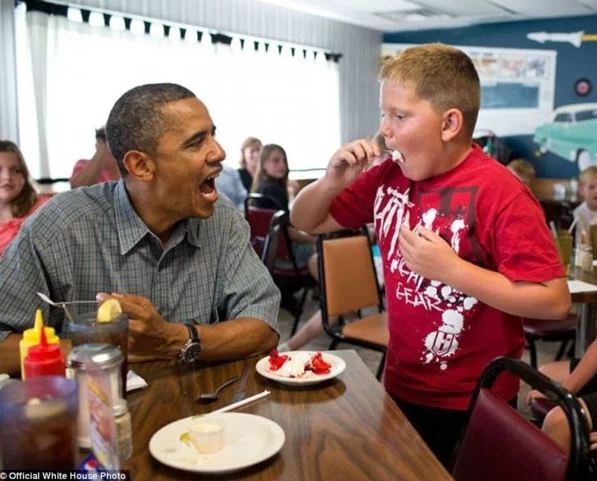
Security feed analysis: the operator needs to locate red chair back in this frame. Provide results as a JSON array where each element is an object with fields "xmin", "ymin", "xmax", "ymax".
[
  {"xmin": 452, "ymin": 357, "xmax": 591, "ymax": 481},
  {"xmin": 453, "ymin": 389, "xmax": 568, "ymax": 481}
]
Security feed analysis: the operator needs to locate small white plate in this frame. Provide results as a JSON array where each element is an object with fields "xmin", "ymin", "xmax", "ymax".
[
  {"xmin": 149, "ymin": 413, "xmax": 285, "ymax": 473},
  {"xmin": 256, "ymin": 351, "xmax": 346, "ymax": 386}
]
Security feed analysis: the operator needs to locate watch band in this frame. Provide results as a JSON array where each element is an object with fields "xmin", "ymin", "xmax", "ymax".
[
  {"xmin": 179, "ymin": 323, "xmax": 201, "ymax": 362},
  {"xmin": 185, "ymin": 323, "xmax": 199, "ymax": 343}
]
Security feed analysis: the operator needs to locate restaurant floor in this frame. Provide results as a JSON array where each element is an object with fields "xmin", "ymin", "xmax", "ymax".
[{"xmin": 278, "ymin": 294, "xmax": 565, "ymax": 420}]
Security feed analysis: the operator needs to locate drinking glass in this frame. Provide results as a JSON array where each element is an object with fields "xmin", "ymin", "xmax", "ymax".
[
  {"xmin": 67, "ymin": 311, "xmax": 128, "ymax": 395},
  {"xmin": 0, "ymin": 376, "xmax": 78, "ymax": 469},
  {"xmin": 556, "ymin": 230, "xmax": 573, "ymax": 269}
]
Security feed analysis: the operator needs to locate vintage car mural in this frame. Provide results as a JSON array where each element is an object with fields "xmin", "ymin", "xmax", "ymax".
[{"xmin": 534, "ymin": 103, "xmax": 597, "ymax": 171}]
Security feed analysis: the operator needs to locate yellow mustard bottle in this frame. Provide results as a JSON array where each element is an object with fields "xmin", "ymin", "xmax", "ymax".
[{"xmin": 19, "ymin": 309, "xmax": 59, "ymax": 379}]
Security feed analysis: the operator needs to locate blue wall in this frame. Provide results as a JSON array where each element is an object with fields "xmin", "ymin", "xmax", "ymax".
[{"xmin": 384, "ymin": 15, "xmax": 597, "ymax": 178}]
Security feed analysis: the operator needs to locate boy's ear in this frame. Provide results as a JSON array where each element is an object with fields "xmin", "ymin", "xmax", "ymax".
[
  {"xmin": 122, "ymin": 150, "xmax": 156, "ymax": 181},
  {"xmin": 440, "ymin": 108, "xmax": 464, "ymax": 142}
]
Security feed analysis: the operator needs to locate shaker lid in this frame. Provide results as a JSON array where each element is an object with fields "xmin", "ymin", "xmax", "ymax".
[{"xmin": 68, "ymin": 343, "xmax": 123, "ymax": 369}]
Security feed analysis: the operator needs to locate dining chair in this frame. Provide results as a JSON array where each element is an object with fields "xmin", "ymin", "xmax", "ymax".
[
  {"xmin": 452, "ymin": 356, "xmax": 591, "ymax": 481},
  {"xmin": 317, "ymin": 231, "xmax": 388, "ymax": 379},
  {"xmin": 245, "ymin": 194, "xmax": 315, "ymax": 334},
  {"xmin": 523, "ymin": 313, "xmax": 577, "ymax": 368}
]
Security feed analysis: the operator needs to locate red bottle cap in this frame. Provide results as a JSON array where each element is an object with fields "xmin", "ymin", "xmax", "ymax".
[{"xmin": 24, "ymin": 321, "xmax": 65, "ymax": 378}]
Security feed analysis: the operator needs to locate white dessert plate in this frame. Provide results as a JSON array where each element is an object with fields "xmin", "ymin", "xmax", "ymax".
[
  {"xmin": 149, "ymin": 412, "xmax": 285, "ymax": 473},
  {"xmin": 256, "ymin": 351, "xmax": 346, "ymax": 386}
]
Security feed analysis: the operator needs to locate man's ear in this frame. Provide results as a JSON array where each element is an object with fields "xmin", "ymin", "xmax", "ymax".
[
  {"xmin": 441, "ymin": 108, "xmax": 464, "ymax": 142},
  {"xmin": 123, "ymin": 150, "xmax": 155, "ymax": 181}
]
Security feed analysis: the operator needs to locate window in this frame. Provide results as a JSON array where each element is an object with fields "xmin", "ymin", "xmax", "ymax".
[{"xmin": 15, "ymin": 6, "xmax": 340, "ymax": 179}]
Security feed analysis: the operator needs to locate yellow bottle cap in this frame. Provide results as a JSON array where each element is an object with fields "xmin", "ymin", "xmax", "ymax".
[{"xmin": 22, "ymin": 309, "xmax": 59, "ymax": 344}]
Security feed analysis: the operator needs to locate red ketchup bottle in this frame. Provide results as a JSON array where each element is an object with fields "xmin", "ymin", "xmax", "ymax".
[{"xmin": 23, "ymin": 323, "xmax": 66, "ymax": 378}]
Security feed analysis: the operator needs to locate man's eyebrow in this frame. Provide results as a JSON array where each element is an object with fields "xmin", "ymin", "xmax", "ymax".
[{"xmin": 182, "ymin": 125, "xmax": 216, "ymax": 147}]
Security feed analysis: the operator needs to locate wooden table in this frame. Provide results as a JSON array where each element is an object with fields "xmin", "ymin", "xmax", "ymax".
[{"xmin": 126, "ymin": 350, "xmax": 453, "ymax": 481}]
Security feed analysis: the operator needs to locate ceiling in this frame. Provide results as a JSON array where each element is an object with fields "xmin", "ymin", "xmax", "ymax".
[{"xmin": 257, "ymin": 0, "xmax": 597, "ymax": 31}]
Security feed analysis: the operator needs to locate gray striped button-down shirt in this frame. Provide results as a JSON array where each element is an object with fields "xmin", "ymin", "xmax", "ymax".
[{"xmin": 0, "ymin": 181, "xmax": 280, "ymax": 340}]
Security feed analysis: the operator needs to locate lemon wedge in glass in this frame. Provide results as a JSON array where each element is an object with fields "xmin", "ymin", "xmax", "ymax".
[{"xmin": 96, "ymin": 299, "xmax": 122, "ymax": 323}]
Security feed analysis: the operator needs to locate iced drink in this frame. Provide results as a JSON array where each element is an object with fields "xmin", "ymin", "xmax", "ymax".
[
  {"xmin": 0, "ymin": 376, "xmax": 78, "ymax": 469},
  {"xmin": 67, "ymin": 312, "xmax": 128, "ymax": 395}
]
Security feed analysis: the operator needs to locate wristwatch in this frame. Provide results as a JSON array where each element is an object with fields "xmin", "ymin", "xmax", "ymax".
[{"xmin": 179, "ymin": 323, "xmax": 201, "ymax": 363}]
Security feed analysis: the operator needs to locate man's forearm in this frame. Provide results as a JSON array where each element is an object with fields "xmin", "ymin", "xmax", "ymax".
[{"xmin": 197, "ymin": 318, "xmax": 278, "ymax": 361}]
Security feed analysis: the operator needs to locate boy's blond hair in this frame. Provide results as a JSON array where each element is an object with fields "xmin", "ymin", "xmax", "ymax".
[
  {"xmin": 579, "ymin": 166, "xmax": 597, "ymax": 184},
  {"xmin": 379, "ymin": 43, "xmax": 480, "ymax": 138}
]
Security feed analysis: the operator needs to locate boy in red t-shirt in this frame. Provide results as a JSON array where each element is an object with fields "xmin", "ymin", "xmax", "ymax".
[{"xmin": 290, "ymin": 43, "xmax": 571, "ymax": 468}]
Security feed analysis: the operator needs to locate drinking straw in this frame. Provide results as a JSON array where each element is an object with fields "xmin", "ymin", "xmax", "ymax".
[{"xmin": 207, "ymin": 390, "xmax": 271, "ymax": 415}]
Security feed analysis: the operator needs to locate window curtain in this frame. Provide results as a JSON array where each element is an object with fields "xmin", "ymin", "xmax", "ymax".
[
  {"xmin": 0, "ymin": 0, "xmax": 19, "ymax": 141},
  {"xmin": 15, "ymin": 5, "xmax": 341, "ymax": 179}
]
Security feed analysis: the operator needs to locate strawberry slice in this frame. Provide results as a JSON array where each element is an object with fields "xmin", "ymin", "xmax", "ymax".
[
  {"xmin": 268, "ymin": 349, "xmax": 289, "ymax": 371},
  {"xmin": 307, "ymin": 352, "xmax": 331, "ymax": 374}
]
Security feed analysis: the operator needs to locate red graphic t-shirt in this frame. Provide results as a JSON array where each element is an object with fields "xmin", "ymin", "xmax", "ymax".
[{"xmin": 330, "ymin": 145, "xmax": 565, "ymax": 410}]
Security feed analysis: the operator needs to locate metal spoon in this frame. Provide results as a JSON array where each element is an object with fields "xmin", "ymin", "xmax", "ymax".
[
  {"xmin": 36, "ymin": 292, "xmax": 99, "ymax": 321},
  {"xmin": 197, "ymin": 376, "xmax": 240, "ymax": 403}
]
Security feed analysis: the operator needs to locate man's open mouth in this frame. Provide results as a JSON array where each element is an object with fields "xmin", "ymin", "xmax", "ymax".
[{"xmin": 199, "ymin": 172, "xmax": 219, "ymax": 194}]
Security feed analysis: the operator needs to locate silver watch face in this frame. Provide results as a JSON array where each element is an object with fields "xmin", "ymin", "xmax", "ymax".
[{"xmin": 181, "ymin": 342, "xmax": 201, "ymax": 363}]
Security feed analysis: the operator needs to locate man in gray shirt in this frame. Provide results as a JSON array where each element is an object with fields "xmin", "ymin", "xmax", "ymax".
[{"xmin": 0, "ymin": 83, "xmax": 280, "ymax": 374}]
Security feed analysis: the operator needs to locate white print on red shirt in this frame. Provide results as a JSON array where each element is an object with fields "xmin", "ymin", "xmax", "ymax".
[{"xmin": 374, "ymin": 184, "xmax": 479, "ymax": 371}]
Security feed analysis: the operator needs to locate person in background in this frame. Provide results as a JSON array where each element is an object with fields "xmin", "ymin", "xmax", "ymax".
[
  {"xmin": 215, "ymin": 164, "xmax": 247, "ymax": 210},
  {"xmin": 0, "ymin": 83, "xmax": 280, "ymax": 376},
  {"xmin": 251, "ymin": 144, "xmax": 318, "ymax": 318},
  {"xmin": 527, "ymin": 338, "xmax": 597, "ymax": 454},
  {"xmin": 0, "ymin": 141, "xmax": 48, "ymax": 256},
  {"xmin": 289, "ymin": 43, "xmax": 570, "ymax": 467},
  {"xmin": 238, "ymin": 136, "xmax": 262, "ymax": 193},
  {"xmin": 251, "ymin": 144, "xmax": 317, "ymax": 267},
  {"xmin": 573, "ymin": 166, "xmax": 597, "ymax": 245},
  {"xmin": 507, "ymin": 158, "xmax": 536, "ymax": 187},
  {"xmin": 69, "ymin": 127, "xmax": 120, "ymax": 187}
]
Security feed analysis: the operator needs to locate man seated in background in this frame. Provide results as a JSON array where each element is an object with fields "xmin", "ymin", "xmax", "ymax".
[
  {"xmin": 0, "ymin": 83, "xmax": 280, "ymax": 375},
  {"xmin": 69, "ymin": 127, "xmax": 120, "ymax": 187}
]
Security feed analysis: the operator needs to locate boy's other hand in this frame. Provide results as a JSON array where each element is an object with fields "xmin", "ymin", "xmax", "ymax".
[
  {"xmin": 399, "ymin": 224, "xmax": 461, "ymax": 282},
  {"xmin": 325, "ymin": 138, "xmax": 379, "ymax": 187}
]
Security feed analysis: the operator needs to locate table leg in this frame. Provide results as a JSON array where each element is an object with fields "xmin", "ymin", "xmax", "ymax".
[{"xmin": 576, "ymin": 303, "xmax": 597, "ymax": 357}]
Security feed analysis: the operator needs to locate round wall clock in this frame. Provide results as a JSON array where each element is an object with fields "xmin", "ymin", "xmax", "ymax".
[{"xmin": 575, "ymin": 78, "xmax": 592, "ymax": 97}]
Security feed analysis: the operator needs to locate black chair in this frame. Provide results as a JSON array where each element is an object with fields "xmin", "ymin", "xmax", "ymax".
[
  {"xmin": 317, "ymin": 230, "xmax": 388, "ymax": 379},
  {"xmin": 523, "ymin": 314, "xmax": 577, "ymax": 368},
  {"xmin": 452, "ymin": 356, "xmax": 591, "ymax": 481}
]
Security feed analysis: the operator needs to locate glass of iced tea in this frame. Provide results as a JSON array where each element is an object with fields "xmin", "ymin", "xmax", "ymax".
[
  {"xmin": 67, "ymin": 311, "xmax": 128, "ymax": 396},
  {"xmin": 0, "ymin": 376, "xmax": 78, "ymax": 469}
]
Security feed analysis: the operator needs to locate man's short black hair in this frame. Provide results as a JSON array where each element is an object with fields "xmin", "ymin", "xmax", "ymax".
[{"xmin": 106, "ymin": 83, "xmax": 196, "ymax": 175}]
